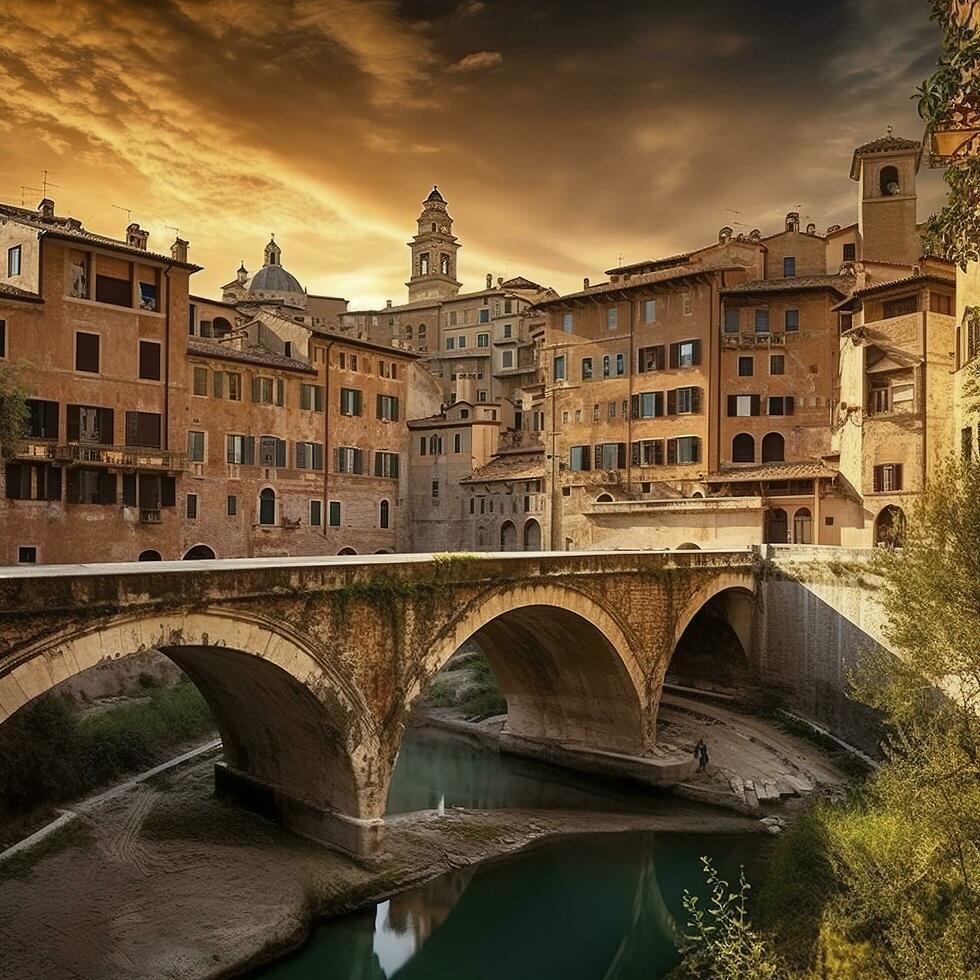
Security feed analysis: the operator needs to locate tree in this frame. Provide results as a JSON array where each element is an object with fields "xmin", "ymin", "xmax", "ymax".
[{"xmin": 0, "ymin": 362, "xmax": 27, "ymax": 458}]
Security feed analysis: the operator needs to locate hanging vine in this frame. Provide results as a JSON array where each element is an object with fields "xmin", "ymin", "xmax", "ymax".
[{"xmin": 917, "ymin": 0, "xmax": 980, "ymax": 268}]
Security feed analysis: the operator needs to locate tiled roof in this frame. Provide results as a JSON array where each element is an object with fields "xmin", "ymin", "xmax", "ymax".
[
  {"xmin": 707, "ymin": 460, "xmax": 838, "ymax": 483},
  {"xmin": 848, "ymin": 272, "xmax": 955, "ymax": 299},
  {"xmin": 461, "ymin": 449, "xmax": 544, "ymax": 484},
  {"xmin": 850, "ymin": 135, "xmax": 922, "ymax": 178},
  {"xmin": 0, "ymin": 202, "xmax": 202, "ymax": 270},
  {"xmin": 604, "ymin": 252, "xmax": 695, "ymax": 276},
  {"xmin": 187, "ymin": 339, "xmax": 317, "ymax": 374},
  {"xmin": 0, "ymin": 281, "xmax": 43, "ymax": 302},
  {"xmin": 722, "ymin": 274, "xmax": 855, "ymax": 297}
]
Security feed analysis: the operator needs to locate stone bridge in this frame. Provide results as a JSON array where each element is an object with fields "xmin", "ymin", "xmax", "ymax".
[{"xmin": 0, "ymin": 550, "xmax": 759, "ymax": 854}]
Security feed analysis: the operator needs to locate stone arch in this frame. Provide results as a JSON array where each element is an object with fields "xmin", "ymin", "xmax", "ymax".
[
  {"xmin": 523, "ymin": 518, "xmax": 541, "ymax": 551},
  {"xmin": 670, "ymin": 573, "xmax": 757, "ymax": 666},
  {"xmin": 500, "ymin": 520, "xmax": 518, "ymax": 551},
  {"xmin": 677, "ymin": 542, "xmax": 700, "ymax": 550},
  {"xmin": 183, "ymin": 544, "xmax": 216, "ymax": 560},
  {"xmin": 874, "ymin": 505, "xmax": 905, "ymax": 547},
  {"xmin": 761, "ymin": 432, "xmax": 785, "ymax": 463},
  {"xmin": 338, "ymin": 547, "xmax": 358, "ymax": 556},
  {"xmin": 416, "ymin": 584, "xmax": 648, "ymax": 755},
  {"xmin": 212, "ymin": 316, "xmax": 233, "ymax": 338},
  {"xmin": 732, "ymin": 432, "xmax": 755, "ymax": 463},
  {"xmin": 596, "ymin": 493, "xmax": 614, "ymax": 503},
  {"xmin": 138, "ymin": 549, "xmax": 162, "ymax": 561},
  {"xmin": 0, "ymin": 609, "xmax": 382, "ymax": 848}
]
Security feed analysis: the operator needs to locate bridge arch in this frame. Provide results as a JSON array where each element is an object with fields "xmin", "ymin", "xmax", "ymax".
[
  {"xmin": 417, "ymin": 583, "xmax": 648, "ymax": 756},
  {"xmin": 0, "ymin": 609, "xmax": 382, "ymax": 848}
]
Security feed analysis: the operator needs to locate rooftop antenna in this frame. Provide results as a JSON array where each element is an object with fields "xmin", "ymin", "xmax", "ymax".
[
  {"xmin": 20, "ymin": 185, "xmax": 42, "ymax": 207},
  {"xmin": 617, "ymin": 252, "xmax": 624, "ymax": 267},
  {"xmin": 39, "ymin": 170, "xmax": 58, "ymax": 197},
  {"xmin": 724, "ymin": 208, "xmax": 749, "ymax": 229},
  {"xmin": 112, "ymin": 204, "xmax": 132, "ymax": 224},
  {"xmin": 166, "ymin": 224, "xmax": 181, "ymax": 240}
]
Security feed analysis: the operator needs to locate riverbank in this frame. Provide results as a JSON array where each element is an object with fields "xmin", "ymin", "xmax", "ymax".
[{"xmin": 0, "ymin": 740, "xmax": 765, "ymax": 980}]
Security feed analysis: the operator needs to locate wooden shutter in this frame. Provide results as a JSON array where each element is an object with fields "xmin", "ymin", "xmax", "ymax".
[
  {"xmin": 354, "ymin": 390, "xmax": 363, "ymax": 416},
  {"xmin": 631, "ymin": 442, "xmax": 640, "ymax": 466},
  {"xmin": 631, "ymin": 394, "xmax": 640, "ymax": 419},
  {"xmin": 727, "ymin": 395, "xmax": 737, "ymax": 417},
  {"xmin": 654, "ymin": 440, "xmax": 664, "ymax": 465},
  {"xmin": 895, "ymin": 464, "xmax": 903, "ymax": 491},
  {"xmin": 667, "ymin": 389, "xmax": 677, "ymax": 416},
  {"xmin": 143, "ymin": 413, "xmax": 161, "ymax": 448},
  {"xmin": 44, "ymin": 401, "xmax": 59, "ymax": 440},
  {"xmin": 750, "ymin": 395, "xmax": 761, "ymax": 416},
  {"xmin": 691, "ymin": 438, "xmax": 701, "ymax": 463},
  {"xmin": 125, "ymin": 412, "xmax": 138, "ymax": 446},
  {"xmin": 354, "ymin": 449, "xmax": 364, "ymax": 474},
  {"xmin": 637, "ymin": 352, "xmax": 646, "ymax": 374},
  {"xmin": 374, "ymin": 452, "xmax": 383, "ymax": 477},
  {"xmin": 392, "ymin": 397, "xmax": 399, "ymax": 422},
  {"xmin": 67, "ymin": 469, "xmax": 81, "ymax": 503},
  {"xmin": 691, "ymin": 387, "xmax": 702, "ymax": 414},
  {"xmin": 213, "ymin": 371, "xmax": 224, "ymax": 398},
  {"xmin": 161, "ymin": 476, "xmax": 176, "ymax": 507},
  {"xmin": 315, "ymin": 386, "xmax": 324, "ymax": 412},
  {"xmin": 4, "ymin": 464, "xmax": 23, "ymax": 500},
  {"xmin": 122, "ymin": 473, "xmax": 137, "ymax": 506},
  {"xmin": 391, "ymin": 453, "xmax": 399, "ymax": 479},
  {"xmin": 873, "ymin": 466, "xmax": 883, "ymax": 492},
  {"xmin": 669, "ymin": 343, "xmax": 679, "ymax": 369},
  {"xmin": 98, "ymin": 470, "xmax": 116, "ymax": 504},
  {"xmin": 313, "ymin": 444, "xmax": 323, "ymax": 471},
  {"xmin": 45, "ymin": 466, "xmax": 62, "ymax": 501},
  {"xmin": 594, "ymin": 445, "xmax": 602, "ymax": 470},
  {"xmin": 654, "ymin": 392, "xmax": 664, "ymax": 417},
  {"xmin": 251, "ymin": 377, "xmax": 261, "ymax": 402},
  {"xmin": 244, "ymin": 436, "xmax": 255, "ymax": 465},
  {"xmin": 617, "ymin": 444, "xmax": 627, "ymax": 469},
  {"xmin": 276, "ymin": 379, "xmax": 284, "ymax": 406},
  {"xmin": 75, "ymin": 332, "xmax": 100, "ymax": 372},
  {"xmin": 376, "ymin": 394, "xmax": 383, "ymax": 419},
  {"xmin": 296, "ymin": 442, "xmax": 307, "ymax": 469},
  {"xmin": 139, "ymin": 341, "xmax": 161, "ymax": 380},
  {"xmin": 67, "ymin": 405, "xmax": 80, "ymax": 441},
  {"xmin": 691, "ymin": 340, "xmax": 702, "ymax": 366},
  {"xmin": 785, "ymin": 396, "xmax": 795, "ymax": 416},
  {"xmin": 666, "ymin": 438, "xmax": 677, "ymax": 465},
  {"xmin": 99, "ymin": 408, "xmax": 114, "ymax": 445}
]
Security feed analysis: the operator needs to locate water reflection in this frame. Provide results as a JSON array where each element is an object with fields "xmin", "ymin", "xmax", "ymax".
[
  {"xmin": 385, "ymin": 728, "xmax": 655, "ymax": 815},
  {"xmin": 253, "ymin": 832, "xmax": 765, "ymax": 980}
]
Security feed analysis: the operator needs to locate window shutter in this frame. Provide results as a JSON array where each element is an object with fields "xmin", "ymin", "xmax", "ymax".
[
  {"xmin": 67, "ymin": 469, "xmax": 81, "ymax": 503},
  {"xmin": 751, "ymin": 395, "xmax": 761, "ymax": 416},
  {"xmin": 654, "ymin": 440, "xmax": 664, "ymax": 465},
  {"xmin": 727, "ymin": 395, "xmax": 737, "ymax": 417},
  {"xmin": 653, "ymin": 391, "xmax": 663, "ymax": 417},
  {"xmin": 637, "ymin": 352, "xmax": 646, "ymax": 374},
  {"xmin": 785, "ymin": 396, "xmax": 795, "ymax": 416},
  {"xmin": 213, "ymin": 371, "xmax": 225, "ymax": 398},
  {"xmin": 391, "ymin": 454, "xmax": 400, "ymax": 479},
  {"xmin": 46, "ymin": 466, "xmax": 62, "ymax": 501},
  {"xmin": 667, "ymin": 389, "xmax": 677, "ymax": 415},
  {"xmin": 376, "ymin": 394, "xmax": 383, "ymax": 418},
  {"xmin": 691, "ymin": 340, "xmax": 702, "ymax": 366},
  {"xmin": 692, "ymin": 438, "xmax": 701, "ymax": 463},
  {"xmin": 44, "ymin": 402, "xmax": 59, "ymax": 439},
  {"xmin": 142, "ymin": 413, "xmax": 161, "ymax": 448},
  {"xmin": 873, "ymin": 466, "xmax": 883, "ymax": 492},
  {"xmin": 374, "ymin": 453, "xmax": 383, "ymax": 477},
  {"xmin": 691, "ymin": 387, "xmax": 702, "ymax": 414},
  {"xmin": 67, "ymin": 405, "xmax": 80, "ymax": 442},
  {"xmin": 99, "ymin": 408, "xmax": 114, "ymax": 445},
  {"xmin": 669, "ymin": 343, "xmax": 679, "ymax": 369},
  {"xmin": 354, "ymin": 449, "xmax": 363, "ymax": 474},
  {"xmin": 244, "ymin": 436, "xmax": 255, "ymax": 465},
  {"xmin": 631, "ymin": 394, "xmax": 640, "ymax": 419},
  {"xmin": 631, "ymin": 442, "xmax": 640, "ymax": 466},
  {"xmin": 251, "ymin": 377, "xmax": 261, "ymax": 402},
  {"xmin": 297, "ymin": 442, "xmax": 308, "ymax": 469},
  {"xmin": 666, "ymin": 438, "xmax": 677, "ymax": 465},
  {"xmin": 392, "ymin": 397, "xmax": 399, "ymax": 422},
  {"xmin": 4, "ymin": 464, "xmax": 22, "ymax": 500},
  {"xmin": 594, "ymin": 445, "xmax": 602, "ymax": 470},
  {"xmin": 274, "ymin": 379, "xmax": 284, "ymax": 406},
  {"xmin": 161, "ymin": 476, "xmax": 176, "ymax": 507},
  {"xmin": 276, "ymin": 438, "xmax": 286, "ymax": 468},
  {"xmin": 313, "ymin": 444, "xmax": 323, "ymax": 471},
  {"xmin": 99, "ymin": 470, "xmax": 116, "ymax": 504},
  {"xmin": 335, "ymin": 447, "xmax": 343, "ymax": 472},
  {"xmin": 617, "ymin": 443, "xmax": 627, "ymax": 469},
  {"xmin": 315, "ymin": 386, "xmax": 324, "ymax": 412},
  {"xmin": 895, "ymin": 464, "xmax": 903, "ymax": 490},
  {"xmin": 122, "ymin": 473, "xmax": 137, "ymax": 506},
  {"xmin": 125, "ymin": 412, "xmax": 138, "ymax": 446}
]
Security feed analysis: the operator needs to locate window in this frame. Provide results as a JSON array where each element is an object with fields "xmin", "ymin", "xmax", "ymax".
[
  {"xmin": 581, "ymin": 357, "xmax": 593, "ymax": 380},
  {"xmin": 340, "ymin": 387, "xmax": 363, "ymax": 416},
  {"xmin": 431, "ymin": 480, "xmax": 440, "ymax": 498},
  {"xmin": 873, "ymin": 463, "xmax": 903, "ymax": 492},
  {"xmin": 124, "ymin": 411, "xmax": 161, "ymax": 448},
  {"xmin": 738, "ymin": 356, "xmax": 753, "ymax": 377},
  {"xmin": 883, "ymin": 295, "xmax": 918, "ymax": 318},
  {"xmin": 478, "ymin": 390, "xmax": 488, "ymax": 402},
  {"xmin": 770, "ymin": 354, "xmax": 785, "ymax": 375},
  {"xmin": 767, "ymin": 396, "xmax": 795, "ymax": 416},
  {"xmin": 258, "ymin": 435, "xmax": 286, "ymax": 468},
  {"xmin": 446, "ymin": 336, "xmax": 455, "ymax": 350},
  {"xmin": 193, "ymin": 366, "xmax": 208, "ymax": 396},
  {"xmin": 138, "ymin": 341, "xmax": 161, "ymax": 380},
  {"xmin": 569, "ymin": 445, "xmax": 591, "ymax": 471},
  {"xmin": 429, "ymin": 434, "xmax": 443, "ymax": 454},
  {"xmin": 25, "ymin": 399, "xmax": 58, "ymax": 439},
  {"xmin": 724, "ymin": 308, "xmax": 740, "ymax": 333},
  {"xmin": 139, "ymin": 281, "xmax": 157, "ymax": 311},
  {"xmin": 615, "ymin": 353, "xmax": 625, "ymax": 376},
  {"xmin": 300, "ymin": 384, "xmax": 324, "ymax": 412},
  {"xmin": 670, "ymin": 340, "xmax": 700, "ymax": 368},
  {"xmin": 7, "ymin": 245, "xmax": 22, "ymax": 277},
  {"xmin": 755, "ymin": 309, "xmax": 770, "ymax": 334},
  {"xmin": 0, "ymin": 319, "xmax": 5, "ymax": 358},
  {"xmin": 503, "ymin": 323, "xmax": 512, "ymax": 338},
  {"xmin": 67, "ymin": 404, "xmax": 113, "ymax": 444},
  {"xmin": 75, "ymin": 332, "xmax": 100, "ymax": 373},
  {"xmin": 478, "ymin": 309, "xmax": 490, "ymax": 324},
  {"xmin": 377, "ymin": 499, "xmax": 391, "ymax": 529},
  {"xmin": 67, "ymin": 468, "xmax": 116, "ymax": 504},
  {"xmin": 761, "ymin": 432, "xmax": 785, "ymax": 462},
  {"xmin": 785, "ymin": 309, "xmax": 800, "ymax": 332},
  {"xmin": 783, "ymin": 256, "xmax": 796, "ymax": 277},
  {"xmin": 631, "ymin": 439, "xmax": 664, "ymax": 466},
  {"xmin": 187, "ymin": 430, "xmax": 205, "ymax": 462},
  {"xmin": 793, "ymin": 508, "xmax": 812, "ymax": 545},
  {"xmin": 500, "ymin": 350, "xmax": 513, "ymax": 369},
  {"xmin": 252, "ymin": 376, "xmax": 284, "ymax": 406},
  {"xmin": 477, "ymin": 333, "xmax": 490, "ymax": 347},
  {"xmin": 892, "ymin": 383, "xmax": 913, "ymax": 409},
  {"xmin": 668, "ymin": 436, "xmax": 700, "ymax": 465},
  {"xmin": 227, "ymin": 495, "xmax": 237, "ymax": 516},
  {"xmin": 931, "ymin": 292, "xmax": 954, "ymax": 316},
  {"xmin": 632, "ymin": 391, "xmax": 662, "ymax": 418},
  {"xmin": 732, "ymin": 433, "xmax": 755, "ymax": 463},
  {"xmin": 186, "ymin": 493, "xmax": 198, "ymax": 519},
  {"xmin": 5, "ymin": 462, "xmax": 61, "ymax": 501},
  {"xmin": 419, "ymin": 252, "xmax": 430, "ymax": 275},
  {"xmin": 259, "ymin": 487, "xmax": 276, "ymax": 525},
  {"xmin": 18, "ymin": 546, "xmax": 37, "ymax": 564},
  {"xmin": 306, "ymin": 499, "xmax": 321, "ymax": 527},
  {"xmin": 682, "ymin": 291, "xmax": 693, "ymax": 316},
  {"xmin": 226, "ymin": 434, "xmax": 254, "ymax": 464},
  {"xmin": 607, "ymin": 402, "xmax": 616, "ymax": 419},
  {"xmin": 458, "ymin": 335, "xmax": 467, "ymax": 348},
  {"xmin": 602, "ymin": 355, "xmax": 611, "ymax": 378},
  {"xmin": 595, "ymin": 443, "xmax": 626, "ymax": 470},
  {"xmin": 504, "ymin": 300, "xmax": 512, "ymax": 314},
  {"xmin": 553, "ymin": 355, "xmax": 566, "ymax": 381},
  {"xmin": 638, "ymin": 345, "xmax": 665, "ymax": 372},
  {"xmin": 562, "ymin": 313, "xmax": 573, "ymax": 332},
  {"xmin": 843, "ymin": 243, "xmax": 856, "ymax": 262},
  {"xmin": 328, "ymin": 501, "xmax": 341, "ymax": 526},
  {"xmin": 607, "ymin": 307, "xmax": 618, "ymax": 330},
  {"xmin": 642, "ymin": 299, "xmax": 657, "ymax": 323},
  {"xmin": 296, "ymin": 442, "xmax": 325, "ymax": 470},
  {"xmin": 728, "ymin": 394, "xmax": 761, "ymax": 416},
  {"xmin": 213, "ymin": 371, "xmax": 242, "ymax": 401},
  {"xmin": 336, "ymin": 447, "xmax": 365, "ymax": 474},
  {"xmin": 95, "ymin": 273, "xmax": 132, "ymax": 307},
  {"xmin": 670, "ymin": 386, "xmax": 701, "ymax": 414},
  {"xmin": 453, "ymin": 433, "xmax": 462, "ymax": 453},
  {"xmin": 879, "ymin": 165, "xmax": 900, "ymax": 196},
  {"xmin": 374, "ymin": 451, "xmax": 400, "ymax": 478},
  {"xmin": 377, "ymin": 394, "xmax": 400, "ymax": 421}
]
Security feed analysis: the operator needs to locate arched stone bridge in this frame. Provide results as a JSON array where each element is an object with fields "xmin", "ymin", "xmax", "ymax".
[{"xmin": 0, "ymin": 550, "xmax": 758, "ymax": 855}]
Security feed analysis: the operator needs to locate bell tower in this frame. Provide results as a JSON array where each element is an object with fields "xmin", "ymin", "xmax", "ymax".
[
  {"xmin": 850, "ymin": 131, "xmax": 923, "ymax": 266},
  {"xmin": 407, "ymin": 186, "xmax": 462, "ymax": 303}
]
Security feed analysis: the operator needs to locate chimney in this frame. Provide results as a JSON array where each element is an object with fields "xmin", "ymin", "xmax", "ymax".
[
  {"xmin": 497, "ymin": 277, "xmax": 503, "ymax": 287},
  {"xmin": 583, "ymin": 277, "xmax": 590, "ymax": 289},
  {"xmin": 171, "ymin": 237, "xmax": 189, "ymax": 263},
  {"xmin": 386, "ymin": 299, "xmax": 392, "ymax": 308},
  {"xmin": 126, "ymin": 222, "xmax": 148, "ymax": 250},
  {"xmin": 785, "ymin": 211, "xmax": 800, "ymax": 233},
  {"xmin": 806, "ymin": 222, "xmax": 817, "ymax": 235},
  {"xmin": 486, "ymin": 273, "xmax": 493, "ymax": 289},
  {"xmin": 38, "ymin": 198, "xmax": 54, "ymax": 220}
]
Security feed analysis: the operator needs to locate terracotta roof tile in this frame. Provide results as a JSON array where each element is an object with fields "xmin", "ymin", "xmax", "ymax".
[
  {"xmin": 461, "ymin": 449, "xmax": 544, "ymax": 484},
  {"xmin": 722, "ymin": 274, "xmax": 855, "ymax": 297},
  {"xmin": 707, "ymin": 460, "xmax": 838, "ymax": 483},
  {"xmin": 0, "ymin": 281, "xmax": 43, "ymax": 302},
  {"xmin": 187, "ymin": 339, "xmax": 317, "ymax": 374}
]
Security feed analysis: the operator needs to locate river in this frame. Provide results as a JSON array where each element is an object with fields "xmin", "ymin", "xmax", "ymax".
[{"xmin": 250, "ymin": 728, "xmax": 769, "ymax": 980}]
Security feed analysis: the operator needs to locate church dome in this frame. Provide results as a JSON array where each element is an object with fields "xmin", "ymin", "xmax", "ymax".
[{"xmin": 249, "ymin": 264, "xmax": 304, "ymax": 294}]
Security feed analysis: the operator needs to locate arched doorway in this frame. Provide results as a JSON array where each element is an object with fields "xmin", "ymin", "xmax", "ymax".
[
  {"xmin": 138, "ymin": 549, "xmax": 162, "ymax": 561},
  {"xmin": 523, "ymin": 519, "xmax": 541, "ymax": 551},
  {"xmin": 874, "ymin": 505, "xmax": 905, "ymax": 547},
  {"xmin": 761, "ymin": 432, "xmax": 785, "ymax": 463},
  {"xmin": 793, "ymin": 507, "xmax": 812, "ymax": 544},
  {"xmin": 500, "ymin": 521, "xmax": 517, "ymax": 551},
  {"xmin": 183, "ymin": 544, "xmax": 216, "ymax": 560},
  {"xmin": 259, "ymin": 488, "xmax": 276, "ymax": 526},
  {"xmin": 765, "ymin": 508, "xmax": 788, "ymax": 544}
]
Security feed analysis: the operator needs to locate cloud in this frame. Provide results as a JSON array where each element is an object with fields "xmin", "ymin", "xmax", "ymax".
[{"xmin": 446, "ymin": 50, "xmax": 503, "ymax": 73}]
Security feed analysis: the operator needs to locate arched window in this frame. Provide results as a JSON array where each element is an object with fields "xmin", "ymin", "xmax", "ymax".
[
  {"xmin": 523, "ymin": 519, "xmax": 541, "ymax": 551},
  {"xmin": 765, "ymin": 508, "xmax": 788, "ymax": 544},
  {"xmin": 182, "ymin": 544, "xmax": 216, "ymax": 560},
  {"xmin": 732, "ymin": 433, "xmax": 755, "ymax": 463},
  {"xmin": 419, "ymin": 253, "xmax": 430, "ymax": 275},
  {"xmin": 602, "ymin": 355, "xmax": 611, "ymax": 378},
  {"xmin": 793, "ymin": 507, "xmax": 812, "ymax": 544},
  {"xmin": 418, "ymin": 324, "xmax": 427, "ymax": 336},
  {"xmin": 596, "ymin": 493, "xmax": 613, "ymax": 503},
  {"xmin": 259, "ymin": 487, "xmax": 276, "ymax": 526},
  {"xmin": 379, "ymin": 499, "xmax": 390, "ymax": 530},
  {"xmin": 761, "ymin": 432, "xmax": 785, "ymax": 463},
  {"xmin": 405, "ymin": 325, "xmax": 413, "ymax": 339},
  {"xmin": 880, "ymin": 165, "xmax": 900, "ymax": 196},
  {"xmin": 500, "ymin": 521, "xmax": 517, "ymax": 551},
  {"xmin": 440, "ymin": 254, "xmax": 450, "ymax": 276},
  {"xmin": 429, "ymin": 434, "xmax": 442, "ymax": 455},
  {"xmin": 874, "ymin": 505, "xmax": 906, "ymax": 548},
  {"xmin": 212, "ymin": 316, "xmax": 232, "ymax": 338},
  {"xmin": 338, "ymin": 547, "xmax": 357, "ymax": 555},
  {"xmin": 138, "ymin": 549, "xmax": 162, "ymax": 561}
]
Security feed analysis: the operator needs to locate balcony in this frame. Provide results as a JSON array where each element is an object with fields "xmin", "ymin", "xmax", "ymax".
[
  {"xmin": 721, "ymin": 332, "xmax": 788, "ymax": 350},
  {"xmin": 16, "ymin": 442, "xmax": 187, "ymax": 472},
  {"xmin": 139, "ymin": 508, "xmax": 162, "ymax": 524}
]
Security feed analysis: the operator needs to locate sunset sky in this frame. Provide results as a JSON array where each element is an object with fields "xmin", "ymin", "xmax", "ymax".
[{"xmin": 0, "ymin": 0, "xmax": 947, "ymax": 308}]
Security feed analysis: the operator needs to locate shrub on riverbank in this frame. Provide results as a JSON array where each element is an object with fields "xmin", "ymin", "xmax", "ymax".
[{"xmin": 0, "ymin": 681, "xmax": 214, "ymax": 844}]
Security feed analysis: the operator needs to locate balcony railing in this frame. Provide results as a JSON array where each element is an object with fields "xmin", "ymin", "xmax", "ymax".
[
  {"xmin": 15, "ymin": 441, "xmax": 186, "ymax": 472},
  {"xmin": 721, "ymin": 332, "xmax": 788, "ymax": 349},
  {"xmin": 139, "ymin": 508, "xmax": 163, "ymax": 524}
]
